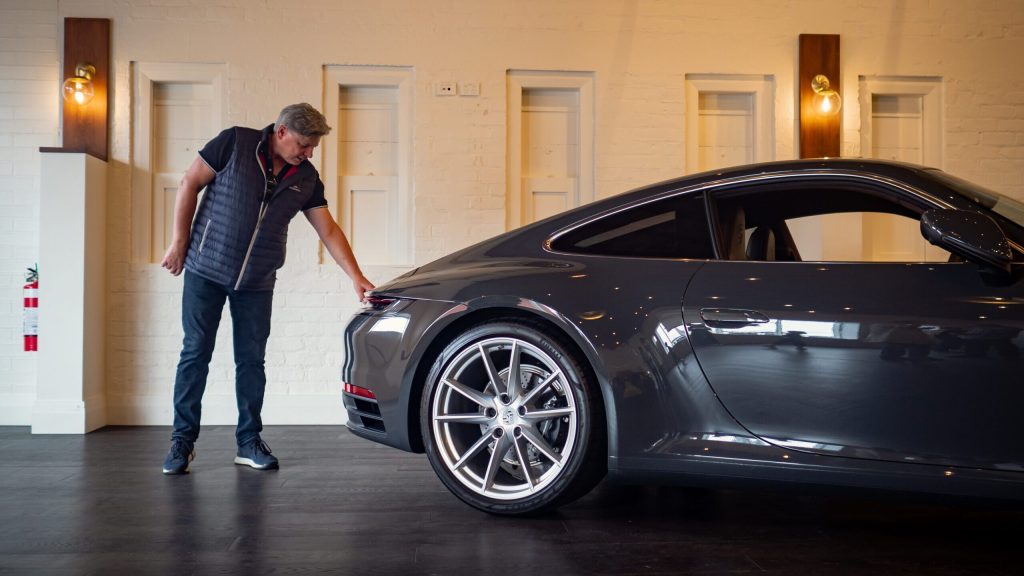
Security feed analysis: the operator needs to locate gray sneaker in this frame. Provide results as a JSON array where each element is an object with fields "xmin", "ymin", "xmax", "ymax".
[
  {"xmin": 234, "ymin": 437, "xmax": 279, "ymax": 470},
  {"xmin": 162, "ymin": 439, "xmax": 195, "ymax": 475}
]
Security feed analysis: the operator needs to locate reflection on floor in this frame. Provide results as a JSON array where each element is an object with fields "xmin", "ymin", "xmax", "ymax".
[{"xmin": 0, "ymin": 425, "xmax": 1019, "ymax": 575}]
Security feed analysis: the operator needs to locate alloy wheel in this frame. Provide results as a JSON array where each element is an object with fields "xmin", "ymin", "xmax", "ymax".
[{"xmin": 430, "ymin": 336, "xmax": 578, "ymax": 500}]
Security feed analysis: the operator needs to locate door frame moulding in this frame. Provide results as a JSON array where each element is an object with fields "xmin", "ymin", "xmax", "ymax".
[
  {"xmin": 506, "ymin": 70, "xmax": 595, "ymax": 230},
  {"xmin": 858, "ymin": 75, "xmax": 944, "ymax": 169},
  {"xmin": 130, "ymin": 62, "xmax": 226, "ymax": 264},
  {"xmin": 685, "ymin": 73, "xmax": 775, "ymax": 173},
  {"xmin": 323, "ymin": 65, "xmax": 414, "ymax": 266}
]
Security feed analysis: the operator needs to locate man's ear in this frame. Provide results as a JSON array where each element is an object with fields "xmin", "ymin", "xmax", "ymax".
[{"xmin": 275, "ymin": 124, "xmax": 288, "ymax": 139}]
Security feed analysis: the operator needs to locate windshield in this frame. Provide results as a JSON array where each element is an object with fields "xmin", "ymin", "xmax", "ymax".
[{"xmin": 926, "ymin": 169, "xmax": 1024, "ymax": 229}]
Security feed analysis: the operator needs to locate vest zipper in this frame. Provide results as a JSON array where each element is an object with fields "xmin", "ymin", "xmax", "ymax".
[
  {"xmin": 234, "ymin": 141, "xmax": 272, "ymax": 290},
  {"xmin": 198, "ymin": 219, "xmax": 212, "ymax": 254}
]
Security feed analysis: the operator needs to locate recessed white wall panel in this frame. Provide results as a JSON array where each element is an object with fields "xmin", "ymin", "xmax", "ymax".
[
  {"xmin": 324, "ymin": 66, "xmax": 414, "ymax": 266},
  {"xmin": 686, "ymin": 75, "xmax": 774, "ymax": 174},
  {"xmin": 507, "ymin": 71, "xmax": 594, "ymax": 229},
  {"xmin": 523, "ymin": 90, "xmax": 580, "ymax": 179},
  {"xmin": 871, "ymin": 94, "xmax": 924, "ymax": 163},
  {"xmin": 525, "ymin": 178, "xmax": 575, "ymax": 222},
  {"xmin": 132, "ymin": 63, "xmax": 225, "ymax": 264},
  {"xmin": 696, "ymin": 92, "xmax": 755, "ymax": 170},
  {"xmin": 351, "ymin": 186, "xmax": 390, "ymax": 263}
]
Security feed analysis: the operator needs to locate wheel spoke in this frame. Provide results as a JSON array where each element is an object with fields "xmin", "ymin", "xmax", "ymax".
[
  {"xmin": 452, "ymin": 430, "xmax": 496, "ymax": 471},
  {"xmin": 512, "ymin": 433, "xmax": 538, "ymax": 490},
  {"xmin": 482, "ymin": 434, "xmax": 512, "ymax": 492},
  {"xmin": 507, "ymin": 341, "xmax": 522, "ymax": 399},
  {"xmin": 435, "ymin": 412, "xmax": 493, "ymax": 425},
  {"xmin": 442, "ymin": 377, "xmax": 492, "ymax": 408},
  {"xmin": 521, "ymin": 406, "xmax": 574, "ymax": 423},
  {"xmin": 521, "ymin": 371, "xmax": 560, "ymax": 406},
  {"xmin": 479, "ymin": 343, "xmax": 506, "ymax": 396},
  {"xmin": 520, "ymin": 425, "xmax": 565, "ymax": 466}
]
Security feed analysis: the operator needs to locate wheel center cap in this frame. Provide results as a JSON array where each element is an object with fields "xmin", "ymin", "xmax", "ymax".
[{"xmin": 501, "ymin": 408, "xmax": 516, "ymax": 426}]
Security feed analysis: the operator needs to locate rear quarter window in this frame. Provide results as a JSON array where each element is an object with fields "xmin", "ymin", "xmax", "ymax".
[{"xmin": 550, "ymin": 193, "xmax": 714, "ymax": 259}]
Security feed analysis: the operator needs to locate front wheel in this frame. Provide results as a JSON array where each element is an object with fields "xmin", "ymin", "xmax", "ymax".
[{"xmin": 421, "ymin": 320, "xmax": 605, "ymax": 515}]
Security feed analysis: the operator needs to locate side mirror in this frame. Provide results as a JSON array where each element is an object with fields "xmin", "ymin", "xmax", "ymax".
[{"xmin": 920, "ymin": 208, "xmax": 1012, "ymax": 274}]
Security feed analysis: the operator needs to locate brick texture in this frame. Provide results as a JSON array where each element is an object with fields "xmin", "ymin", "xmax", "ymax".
[{"xmin": 0, "ymin": 0, "xmax": 58, "ymax": 424}]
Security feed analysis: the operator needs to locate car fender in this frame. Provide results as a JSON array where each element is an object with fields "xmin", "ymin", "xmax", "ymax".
[{"xmin": 398, "ymin": 293, "xmax": 618, "ymax": 458}]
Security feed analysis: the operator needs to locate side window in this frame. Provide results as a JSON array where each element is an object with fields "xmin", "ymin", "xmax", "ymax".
[
  {"xmin": 551, "ymin": 193, "xmax": 714, "ymax": 259},
  {"xmin": 712, "ymin": 183, "xmax": 950, "ymax": 263},
  {"xmin": 790, "ymin": 212, "xmax": 950, "ymax": 263}
]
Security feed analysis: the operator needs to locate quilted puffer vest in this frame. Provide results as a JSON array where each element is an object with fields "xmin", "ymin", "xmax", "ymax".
[{"xmin": 184, "ymin": 125, "xmax": 321, "ymax": 291}]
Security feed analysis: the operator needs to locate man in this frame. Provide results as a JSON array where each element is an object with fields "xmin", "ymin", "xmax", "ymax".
[{"xmin": 160, "ymin": 103, "xmax": 374, "ymax": 474}]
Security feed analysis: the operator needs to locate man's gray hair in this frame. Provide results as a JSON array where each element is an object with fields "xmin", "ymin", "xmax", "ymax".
[{"xmin": 275, "ymin": 103, "xmax": 331, "ymax": 137}]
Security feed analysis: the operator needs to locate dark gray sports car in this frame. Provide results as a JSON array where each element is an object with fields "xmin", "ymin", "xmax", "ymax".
[{"xmin": 342, "ymin": 159, "xmax": 1024, "ymax": 515}]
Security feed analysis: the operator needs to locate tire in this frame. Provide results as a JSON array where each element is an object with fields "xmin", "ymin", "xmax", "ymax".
[{"xmin": 421, "ymin": 319, "xmax": 606, "ymax": 515}]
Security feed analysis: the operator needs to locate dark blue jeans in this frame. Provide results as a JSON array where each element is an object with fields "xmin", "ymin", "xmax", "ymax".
[{"xmin": 172, "ymin": 271, "xmax": 274, "ymax": 446}]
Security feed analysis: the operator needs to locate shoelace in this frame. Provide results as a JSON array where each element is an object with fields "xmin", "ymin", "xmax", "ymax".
[
  {"xmin": 251, "ymin": 439, "xmax": 273, "ymax": 456},
  {"xmin": 170, "ymin": 440, "xmax": 192, "ymax": 459}
]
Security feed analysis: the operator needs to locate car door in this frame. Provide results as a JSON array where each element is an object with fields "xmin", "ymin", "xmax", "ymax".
[{"xmin": 681, "ymin": 178, "xmax": 1024, "ymax": 472}]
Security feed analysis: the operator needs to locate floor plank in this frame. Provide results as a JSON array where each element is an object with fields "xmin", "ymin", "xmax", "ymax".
[{"xmin": 0, "ymin": 425, "xmax": 1019, "ymax": 575}]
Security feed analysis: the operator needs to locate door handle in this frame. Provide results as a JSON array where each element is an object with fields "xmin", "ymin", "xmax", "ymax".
[{"xmin": 699, "ymin": 308, "xmax": 771, "ymax": 328}]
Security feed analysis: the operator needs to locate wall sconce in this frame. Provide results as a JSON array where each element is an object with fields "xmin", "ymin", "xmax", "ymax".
[
  {"xmin": 62, "ymin": 64, "xmax": 96, "ymax": 105},
  {"xmin": 811, "ymin": 74, "xmax": 841, "ymax": 116}
]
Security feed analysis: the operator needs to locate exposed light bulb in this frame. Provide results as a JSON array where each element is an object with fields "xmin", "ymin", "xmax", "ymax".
[
  {"xmin": 810, "ymin": 74, "xmax": 842, "ymax": 117},
  {"xmin": 62, "ymin": 64, "xmax": 96, "ymax": 106}
]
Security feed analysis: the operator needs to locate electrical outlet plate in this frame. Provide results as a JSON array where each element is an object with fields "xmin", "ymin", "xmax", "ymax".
[{"xmin": 435, "ymin": 81, "xmax": 456, "ymax": 96}]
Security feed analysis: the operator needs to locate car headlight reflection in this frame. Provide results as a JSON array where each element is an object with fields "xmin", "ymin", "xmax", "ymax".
[{"xmin": 368, "ymin": 315, "xmax": 410, "ymax": 336}]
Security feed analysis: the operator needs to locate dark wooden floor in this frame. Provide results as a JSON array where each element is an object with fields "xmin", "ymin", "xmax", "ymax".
[{"xmin": 0, "ymin": 426, "xmax": 1020, "ymax": 576}]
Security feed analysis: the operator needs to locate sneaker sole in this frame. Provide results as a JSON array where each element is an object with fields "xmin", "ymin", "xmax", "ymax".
[
  {"xmin": 162, "ymin": 466, "xmax": 190, "ymax": 475},
  {"xmin": 233, "ymin": 456, "xmax": 279, "ymax": 470}
]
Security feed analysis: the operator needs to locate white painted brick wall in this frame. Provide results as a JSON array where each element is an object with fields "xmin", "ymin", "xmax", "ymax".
[
  {"xmin": 0, "ymin": 0, "xmax": 59, "ymax": 424},
  {"xmin": 1, "ymin": 0, "xmax": 1022, "ymax": 427}
]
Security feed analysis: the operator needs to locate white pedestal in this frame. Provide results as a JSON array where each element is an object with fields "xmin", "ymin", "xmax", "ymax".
[{"xmin": 33, "ymin": 152, "xmax": 107, "ymax": 434}]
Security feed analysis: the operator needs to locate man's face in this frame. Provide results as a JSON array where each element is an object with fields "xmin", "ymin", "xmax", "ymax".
[{"xmin": 274, "ymin": 125, "xmax": 320, "ymax": 165}]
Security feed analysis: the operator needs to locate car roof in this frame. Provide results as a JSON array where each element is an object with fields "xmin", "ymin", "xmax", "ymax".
[
  {"xmin": 628, "ymin": 157, "xmax": 934, "ymax": 194},
  {"xmin": 432, "ymin": 159, "xmax": 951, "ymax": 265}
]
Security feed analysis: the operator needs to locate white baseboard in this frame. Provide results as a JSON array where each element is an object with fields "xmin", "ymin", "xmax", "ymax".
[{"xmin": 27, "ymin": 394, "xmax": 106, "ymax": 434}]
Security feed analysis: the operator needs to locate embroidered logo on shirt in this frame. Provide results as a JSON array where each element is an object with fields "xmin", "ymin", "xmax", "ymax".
[{"xmin": 288, "ymin": 185, "xmax": 302, "ymax": 192}]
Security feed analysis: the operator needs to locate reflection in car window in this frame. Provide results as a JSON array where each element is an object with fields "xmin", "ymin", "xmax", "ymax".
[
  {"xmin": 551, "ymin": 193, "xmax": 714, "ymax": 259},
  {"xmin": 926, "ymin": 169, "xmax": 1024, "ymax": 229},
  {"xmin": 575, "ymin": 212, "xmax": 674, "ymax": 248},
  {"xmin": 712, "ymin": 183, "xmax": 946, "ymax": 263},
  {"xmin": 787, "ymin": 212, "xmax": 950, "ymax": 263}
]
